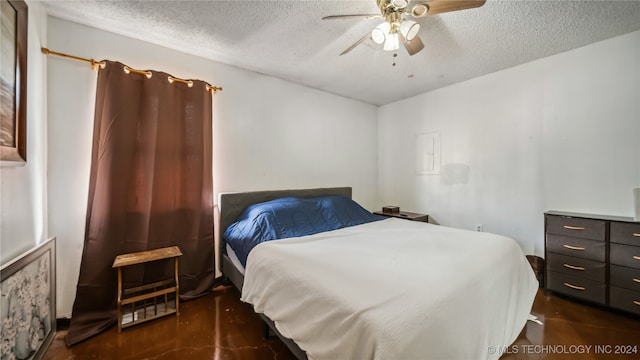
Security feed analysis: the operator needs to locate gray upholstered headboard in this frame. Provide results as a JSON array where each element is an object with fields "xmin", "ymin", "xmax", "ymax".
[{"xmin": 218, "ymin": 187, "xmax": 352, "ymax": 255}]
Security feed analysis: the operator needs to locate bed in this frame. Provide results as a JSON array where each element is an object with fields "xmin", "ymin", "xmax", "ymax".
[{"xmin": 218, "ymin": 187, "xmax": 537, "ymax": 360}]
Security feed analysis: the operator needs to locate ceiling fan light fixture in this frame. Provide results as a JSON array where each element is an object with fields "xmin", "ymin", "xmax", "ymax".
[
  {"xmin": 372, "ymin": 22, "xmax": 390, "ymax": 44},
  {"xmin": 411, "ymin": 4, "xmax": 428, "ymax": 18},
  {"xmin": 371, "ymin": 28, "xmax": 385, "ymax": 45},
  {"xmin": 391, "ymin": 0, "xmax": 408, "ymax": 9},
  {"xmin": 399, "ymin": 20, "xmax": 420, "ymax": 41},
  {"xmin": 383, "ymin": 32, "xmax": 400, "ymax": 51}
]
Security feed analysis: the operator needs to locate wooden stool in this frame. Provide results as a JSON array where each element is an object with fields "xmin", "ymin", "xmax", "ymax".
[{"xmin": 112, "ymin": 246, "xmax": 182, "ymax": 331}]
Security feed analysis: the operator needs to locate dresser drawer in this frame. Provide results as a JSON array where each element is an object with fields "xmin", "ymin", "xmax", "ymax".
[
  {"xmin": 546, "ymin": 253, "xmax": 605, "ymax": 282},
  {"xmin": 610, "ymin": 265, "xmax": 640, "ymax": 292},
  {"xmin": 610, "ymin": 243, "xmax": 640, "ymax": 269},
  {"xmin": 610, "ymin": 222, "xmax": 640, "ymax": 246},
  {"xmin": 546, "ymin": 216, "xmax": 606, "ymax": 241},
  {"xmin": 609, "ymin": 286, "xmax": 640, "ymax": 316},
  {"xmin": 546, "ymin": 234, "xmax": 605, "ymax": 262},
  {"xmin": 547, "ymin": 272, "xmax": 606, "ymax": 304}
]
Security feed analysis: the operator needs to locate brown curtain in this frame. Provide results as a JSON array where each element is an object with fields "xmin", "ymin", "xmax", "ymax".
[{"xmin": 66, "ymin": 61, "xmax": 215, "ymax": 346}]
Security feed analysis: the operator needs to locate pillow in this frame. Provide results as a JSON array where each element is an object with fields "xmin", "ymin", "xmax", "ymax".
[{"xmin": 223, "ymin": 195, "xmax": 384, "ymax": 267}]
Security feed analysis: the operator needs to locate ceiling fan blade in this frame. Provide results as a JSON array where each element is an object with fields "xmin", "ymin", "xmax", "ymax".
[
  {"xmin": 322, "ymin": 14, "xmax": 382, "ymax": 20},
  {"xmin": 340, "ymin": 32, "xmax": 372, "ymax": 56},
  {"xmin": 415, "ymin": 0, "xmax": 486, "ymax": 16},
  {"xmin": 398, "ymin": 32, "xmax": 425, "ymax": 56}
]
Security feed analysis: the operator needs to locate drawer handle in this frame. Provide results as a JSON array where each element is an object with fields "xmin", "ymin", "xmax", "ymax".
[
  {"xmin": 563, "ymin": 244, "xmax": 585, "ymax": 251},
  {"xmin": 634, "ymin": 301, "xmax": 640, "ymax": 307},
  {"xmin": 563, "ymin": 225, "xmax": 585, "ymax": 231},
  {"xmin": 634, "ymin": 256, "xmax": 640, "ymax": 261},
  {"xmin": 633, "ymin": 233, "xmax": 640, "ymax": 237},
  {"xmin": 563, "ymin": 263, "xmax": 585, "ymax": 271},
  {"xmin": 563, "ymin": 282, "xmax": 585, "ymax": 291},
  {"xmin": 633, "ymin": 278, "xmax": 640, "ymax": 284}
]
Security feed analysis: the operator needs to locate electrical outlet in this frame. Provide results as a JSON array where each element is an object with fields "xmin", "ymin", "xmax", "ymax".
[{"xmin": 475, "ymin": 224, "xmax": 483, "ymax": 232}]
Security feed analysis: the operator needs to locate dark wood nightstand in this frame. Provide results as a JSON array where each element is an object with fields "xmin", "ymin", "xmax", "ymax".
[{"xmin": 374, "ymin": 210, "xmax": 429, "ymax": 223}]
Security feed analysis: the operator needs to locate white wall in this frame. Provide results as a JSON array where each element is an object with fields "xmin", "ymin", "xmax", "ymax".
[
  {"xmin": 0, "ymin": 1, "xmax": 48, "ymax": 265},
  {"xmin": 46, "ymin": 17, "xmax": 378, "ymax": 317},
  {"xmin": 379, "ymin": 30, "xmax": 640, "ymax": 257}
]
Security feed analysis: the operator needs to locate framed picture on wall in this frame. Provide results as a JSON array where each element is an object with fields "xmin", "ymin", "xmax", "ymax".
[
  {"xmin": 1, "ymin": 238, "xmax": 56, "ymax": 360},
  {"xmin": 1, "ymin": 0, "xmax": 28, "ymax": 165}
]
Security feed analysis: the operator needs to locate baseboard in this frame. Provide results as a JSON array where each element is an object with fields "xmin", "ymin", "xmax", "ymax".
[{"xmin": 56, "ymin": 318, "xmax": 71, "ymax": 330}]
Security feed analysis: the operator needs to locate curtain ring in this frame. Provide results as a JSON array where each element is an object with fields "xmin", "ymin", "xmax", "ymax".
[
  {"xmin": 168, "ymin": 76, "xmax": 193, "ymax": 88},
  {"xmin": 124, "ymin": 66, "xmax": 152, "ymax": 79}
]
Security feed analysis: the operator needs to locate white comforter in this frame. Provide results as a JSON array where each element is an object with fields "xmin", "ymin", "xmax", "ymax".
[{"xmin": 242, "ymin": 218, "xmax": 537, "ymax": 360}]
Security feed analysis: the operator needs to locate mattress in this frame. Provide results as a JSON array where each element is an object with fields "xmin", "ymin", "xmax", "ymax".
[
  {"xmin": 226, "ymin": 243, "xmax": 245, "ymax": 275},
  {"xmin": 241, "ymin": 218, "xmax": 538, "ymax": 360}
]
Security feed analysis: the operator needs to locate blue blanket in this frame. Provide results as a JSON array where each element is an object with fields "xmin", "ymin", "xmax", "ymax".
[{"xmin": 223, "ymin": 195, "xmax": 384, "ymax": 266}]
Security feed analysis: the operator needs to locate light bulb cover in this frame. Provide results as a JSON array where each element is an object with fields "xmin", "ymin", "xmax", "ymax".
[
  {"xmin": 383, "ymin": 32, "xmax": 400, "ymax": 51},
  {"xmin": 391, "ymin": 0, "xmax": 408, "ymax": 9},
  {"xmin": 399, "ymin": 20, "xmax": 420, "ymax": 41},
  {"xmin": 371, "ymin": 22, "xmax": 390, "ymax": 44},
  {"xmin": 411, "ymin": 4, "xmax": 428, "ymax": 18}
]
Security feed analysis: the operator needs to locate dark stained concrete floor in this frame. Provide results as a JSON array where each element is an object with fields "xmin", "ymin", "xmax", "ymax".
[{"xmin": 44, "ymin": 286, "xmax": 640, "ymax": 360}]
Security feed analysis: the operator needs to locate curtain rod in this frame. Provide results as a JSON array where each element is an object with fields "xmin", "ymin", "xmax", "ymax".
[{"xmin": 41, "ymin": 47, "xmax": 223, "ymax": 94}]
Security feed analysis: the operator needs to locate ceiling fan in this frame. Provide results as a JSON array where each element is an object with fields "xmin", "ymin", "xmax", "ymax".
[{"xmin": 323, "ymin": 0, "xmax": 486, "ymax": 56}]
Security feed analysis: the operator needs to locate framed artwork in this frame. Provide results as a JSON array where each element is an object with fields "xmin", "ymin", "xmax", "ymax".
[
  {"xmin": 0, "ymin": 0, "xmax": 28, "ymax": 164},
  {"xmin": 1, "ymin": 238, "xmax": 56, "ymax": 360}
]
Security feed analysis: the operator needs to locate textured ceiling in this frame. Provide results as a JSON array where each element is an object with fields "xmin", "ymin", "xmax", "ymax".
[{"xmin": 42, "ymin": 0, "xmax": 640, "ymax": 106}]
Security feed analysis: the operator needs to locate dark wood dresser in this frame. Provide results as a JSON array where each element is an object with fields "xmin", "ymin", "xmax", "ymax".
[{"xmin": 545, "ymin": 211, "xmax": 640, "ymax": 315}]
